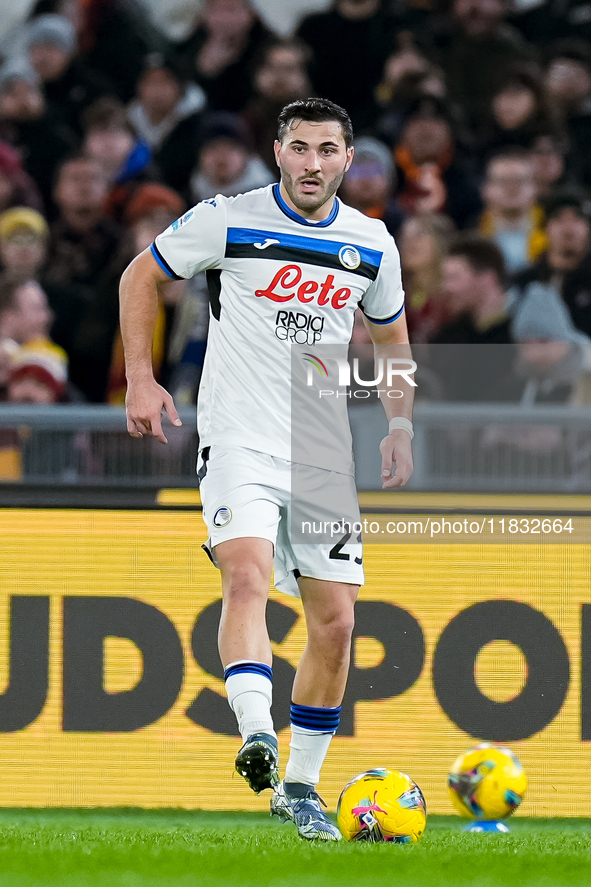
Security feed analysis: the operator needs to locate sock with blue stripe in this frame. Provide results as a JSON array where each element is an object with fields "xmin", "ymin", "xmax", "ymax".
[
  {"xmin": 224, "ymin": 660, "xmax": 276, "ymax": 742},
  {"xmin": 285, "ymin": 703, "xmax": 341, "ymax": 787}
]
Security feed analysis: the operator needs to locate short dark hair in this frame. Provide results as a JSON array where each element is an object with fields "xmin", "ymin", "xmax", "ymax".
[
  {"xmin": 53, "ymin": 152, "xmax": 108, "ymax": 191},
  {"xmin": 448, "ymin": 235, "xmax": 507, "ymax": 287},
  {"xmin": 485, "ymin": 146, "xmax": 533, "ymax": 173},
  {"xmin": 252, "ymin": 37, "xmax": 311, "ymax": 76},
  {"xmin": 140, "ymin": 51, "xmax": 187, "ymax": 87},
  {"xmin": 544, "ymin": 186, "xmax": 591, "ymax": 222},
  {"xmin": 277, "ymin": 98, "xmax": 354, "ymax": 148},
  {"xmin": 82, "ymin": 96, "xmax": 132, "ymax": 135}
]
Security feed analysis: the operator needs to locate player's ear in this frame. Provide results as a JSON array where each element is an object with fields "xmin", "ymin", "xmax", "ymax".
[
  {"xmin": 274, "ymin": 139, "xmax": 282, "ymax": 168},
  {"xmin": 344, "ymin": 146, "xmax": 354, "ymax": 172}
]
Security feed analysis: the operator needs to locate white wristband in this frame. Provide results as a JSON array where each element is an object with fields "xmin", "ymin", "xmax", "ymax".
[{"xmin": 388, "ymin": 417, "xmax": 414, "ymax": 439}]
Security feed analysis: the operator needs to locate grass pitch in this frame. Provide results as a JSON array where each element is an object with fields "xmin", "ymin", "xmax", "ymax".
[{"xmin": 0, "ymin": 809, "xmax": 589, "ymax": 886}]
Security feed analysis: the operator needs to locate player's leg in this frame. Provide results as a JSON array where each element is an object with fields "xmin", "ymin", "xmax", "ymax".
[
  {"xmin": 215, "ymin": 537, "xmax": 280, "ymax": 793},
  {"xmin": 199, "ymin": 446, "xmax": 282, "ymax": 792},
  {"xmin": 291, "ymin": 576, "xmax": 358, "ymax": 709},
  {"xmin": 216, "ymin": 536, "xmax": 274, "ymax": 668},
  {"xmin": 271, "ymin": 577, "xmax": 358, "ymax": 841}
]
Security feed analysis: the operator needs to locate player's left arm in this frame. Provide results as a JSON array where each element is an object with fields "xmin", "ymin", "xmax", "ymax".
[{"xmin": 364, "ymin": 311, "xmax": 415, "ymax": 489}]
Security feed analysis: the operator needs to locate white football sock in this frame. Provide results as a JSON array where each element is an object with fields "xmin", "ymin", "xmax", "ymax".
[
  {"xmin": 224, "ymin": 661, "xmax": 276, "ymax": 742},
  {"xmin": 284, "ymin": 725, "xmax": 334, "ymax": 787}
]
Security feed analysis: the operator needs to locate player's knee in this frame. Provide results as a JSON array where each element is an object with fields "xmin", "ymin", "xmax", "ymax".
[
  {"xmin": 312, "ymin": 612, "xmax": 355, "ymax": 659},
  {"xmin": 222, "ymin": 562, "xmax": 269, "ymax": 603}
]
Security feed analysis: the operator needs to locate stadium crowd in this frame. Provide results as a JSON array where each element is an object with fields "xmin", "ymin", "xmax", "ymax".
[{"xmin": 0, "ymin": 0, "xmax": 591, "ymax": 408}]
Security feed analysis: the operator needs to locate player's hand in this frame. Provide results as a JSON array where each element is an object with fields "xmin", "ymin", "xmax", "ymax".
[
  {"xmin": 125, "ymin": 375, "xmax": 182, "ymax": 444},
  {"xmin": 379, "ymin": 430, "xmax": 413, "ymax": 489}
]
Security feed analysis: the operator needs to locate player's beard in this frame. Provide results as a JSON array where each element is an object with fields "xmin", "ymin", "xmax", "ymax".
[{"xmin": 280, "ymin": 165, "xmax": 348, "ymax": 216}]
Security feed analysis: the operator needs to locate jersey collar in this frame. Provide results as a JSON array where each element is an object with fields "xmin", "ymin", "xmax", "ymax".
[{"xmin": 273, "ymin": 183, "xmax": 340, "ymax": 227}]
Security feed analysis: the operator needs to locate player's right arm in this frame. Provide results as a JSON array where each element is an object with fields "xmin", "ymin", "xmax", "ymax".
[
  {"xmin": 121, "ymin": 197, "xmax": 226, "ymax": 441},
  {"xmin": 119, "ymin": 248, "xmax": 182, "ymax": 444}
]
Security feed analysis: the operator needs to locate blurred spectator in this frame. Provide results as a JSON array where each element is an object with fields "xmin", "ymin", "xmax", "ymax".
[
  {"xmin": 82, "ymin": 96, "xmax": 154, "ymax": 222},
  {"xmin": 107, "ymin": 183, "xmax": 186, "ymax": 403},
  {"xmin": 297, "ymin": 0, "xmax": 397, "ymax": 130},
  {"xmin": 530, "ymin": 132, "xmax": 570, "ymax": 197},
  {"xmin": 399, "ymin": 212, "xmax": 456, "ymax": 344},
  {"xmin": 42, "ymin": 155, "xmax": 131, "ymax": 402},
  {"xmin": 479, "ymin": 148, "xmax": 547, "ymax": 273},
  {"xmin": 24, "ymin": 13, "xmax": 115, "ymax": 137},
  {"xmin": 243, "ymin": 39, "xmax": 312, "ymax": 174},
  {"xmin": 478, "ymin": 281, "xmax": 591, "ymax": 452},
  {"xmin": 190, "ymin": 111, "xmax": 273, "ymax": 203},
  {"xmin": 0, "ymin": 272, "xmax": 69, "ymax": 407},
  {"xmin": 0, "ymin": 141, "xmax": 43, "ymax": 214},
  {"xmin": 431, "ymin": 235, "xmax": 518, "ymax": 400},
  {"xmin": 544, "ymin": 40, "xmax": 591, "ymax": 189},
  {"xmin": 512, "ymin": 189, "xmax": 591, "ymax": 338},
  {"xmin": 0, "ymin": 273, "xmax": 22, "ymax": 401},
  {"xmin": 8, "ymin": 343, "xmax": 67, "ymax": 403},
  {"xmin": 375, "ymin": 37, "xmax": 469, "ymax": 150},
  {"xmin": 0, "ymin": 207, "xmax": 48, "ymax": 280},
  {"xmin": 479, "ymin": 64, "xmax": 562, "ymax": 157},
  {"xmin": 434, "ymin": 235, "xmax": 513, "ymax": 344},
  {"xmin": 513, "ymin": 280, "xmax": 591, "ymax": 344},
  {"xmin": 0, "ymin": 57, "xmax": 75, "ymax": 214},
  {"xmin": 128, "ymin": 53, "xmax": 207, "ymax": 194},
  {"xmin": 511, "ymin": 282, "xmax": 591, "ymax": 404},
  {"xmin": 77, "ymin": 0, "xmax": 168, "ymax": 102},
  {"xmin": 174, "ymin": 0, "xmax": 271, "ymax": 113},
  {"xmin": 0, "ymin": 274, "xmax": 55, "ymax": 348},
  {"xmin": 545, "ymin": 39, "xmax": 591, "ymax": 117},
  {"xmin": 394, "ymin": 96, "xmax": 482, "ymax": 229},
  {"xmin": 0, "ymin": 255, "xmax": 71, "ymax": 476},
  {"xmin": 125, "ymin": 182, "xmax": 186, "ymax": 246},
  {"xmin": 339, "ymin": 136, "xmax": 405, "ymax": 239},
  {"xmin": 0, "ymin": 305, "xmax": 68, "ymax": 473},
  {"xmin": 375, "ymin": 34, "xmax": 434, "ymax": 112},
  {"xmin": 432, "ymin": 0, "xmax": 536, "ymax": 137}
]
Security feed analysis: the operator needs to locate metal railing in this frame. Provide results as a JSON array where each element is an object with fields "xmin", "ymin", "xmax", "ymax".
[
  {"xmin": 0, "ymin": 402, "xmax": 589, "ymax": 494},
  {"xmin": 0, "ymin": 405, "xmax": 198, "ymax": 489},
  {"xmin": 351, "ymin": 402, "xmax": 591, "ymax": 492}
]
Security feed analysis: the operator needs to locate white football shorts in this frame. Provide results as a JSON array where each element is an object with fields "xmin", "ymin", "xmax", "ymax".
[{"xmin": 197, "ymin": 445, "xmax": 364, "ymax": 597}]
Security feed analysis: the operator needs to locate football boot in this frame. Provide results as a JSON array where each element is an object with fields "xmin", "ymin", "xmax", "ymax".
[
  {"xmin": 271, "ymin": 780, "xmax": 342, "ymax": 842},
  {"xmin": 235, "ymin": 732, "xmax": 279, "ymax": 793}
]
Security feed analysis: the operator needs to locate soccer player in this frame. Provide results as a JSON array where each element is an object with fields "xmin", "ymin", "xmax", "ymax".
[{"xmin": 120, "ymin": 98, "xmax": 414, "ymax": 841}]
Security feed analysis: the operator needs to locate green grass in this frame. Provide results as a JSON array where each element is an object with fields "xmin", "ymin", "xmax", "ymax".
[{"xmin": 0, "ymin": 810, "xmax": 588, "ymax": 886}]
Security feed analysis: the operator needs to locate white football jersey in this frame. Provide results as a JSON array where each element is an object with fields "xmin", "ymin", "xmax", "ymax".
[{"xmin": 153, "ymin": 184, "xmax": 404, "ymax": 470}]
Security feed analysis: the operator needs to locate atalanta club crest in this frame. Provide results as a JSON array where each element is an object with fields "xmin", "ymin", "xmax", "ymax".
[
  {"xmin": 338, "ymin": 245, "xmax": 361, "ymax": 270},
  {"xmin": 213, "ymin": 507, "xmax": 232, "ymax": 527}
]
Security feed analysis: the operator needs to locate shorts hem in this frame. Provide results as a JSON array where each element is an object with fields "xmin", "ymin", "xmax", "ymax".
[
  {"xmin": 287, "ymin": 570, "xmax": 363, "ymax": 587},
  {"xmin": 209, "ymin": 529, "xmax": 277, "ymax": 548}
]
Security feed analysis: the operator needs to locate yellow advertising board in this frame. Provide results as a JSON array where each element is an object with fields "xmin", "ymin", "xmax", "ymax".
[{"xmin": 0, "ymin": 503, "xmax": 589, "ymax": 816}]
